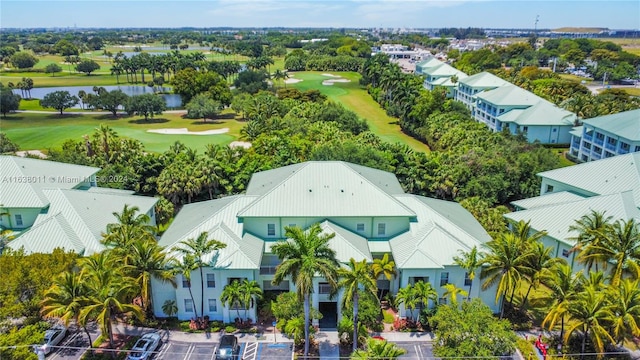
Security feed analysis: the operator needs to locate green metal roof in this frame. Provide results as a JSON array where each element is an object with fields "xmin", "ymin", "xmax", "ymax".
[
  {"xmin": 476, "ymin": 84, "xmax": 540, "ymax": 107},
  {"xmin": 497, "ymin": 101, "xmax": 577, "ymax": 126},
  {"xmin": 238, "ymin": 162, "xmax": 415, "ymax": 218},
  {"xmin": 511, "ymin": 191, "xmax": 586, "ymax": 210},
  {"xmin": 389, "ymin": 195, "xmax": 491, "ymax": 269},
  {"xmin": 505, "ymin": 191, "xmax": 640, "ymax": 246},
  {"xmin": 458, "ymin": 71, "xmax": 509, "ymax": 89},
  {"xmin": 538, "ymin": 152, "xmax": 640, "ymax": 206},
  {"xmin": 424, "ymin": 63, "xmax": 468, "ymax": 78},
  {"xmin": 8, "ymin": 189, "xmax": 158, "ymax": 255},
  {"xmin": 0, "ymin": 156, "xmax": 99, "ymax": 208},
  {"xmin": 570, "ymin": 126, "xmax": 584, "ymax": 137},
  {"xmin": 320, "ymin": 220, "xmax": 372, "ymax": 263},
  {"xmin": 416, "ymin": 57, "xmax": 446, "ymax": 71},
  {"xmin": 582, "ymin": 109, "xmax": 640, "ymax": 141}
]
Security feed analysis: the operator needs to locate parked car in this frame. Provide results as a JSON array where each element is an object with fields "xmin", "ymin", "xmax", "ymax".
[
  {"xmin": 216, "ymin": 335, "xmax": 239, "ymax": 360},
  {"xmin": 40, "ymin": 325, "xmax": 68, "ymax": 355},
  {"xmin": 126, "ymin": 332, "xmax": 162, "ymax": 360}
]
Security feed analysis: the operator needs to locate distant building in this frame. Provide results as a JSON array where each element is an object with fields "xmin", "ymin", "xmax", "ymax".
[
  {"xmin": 569, "ymin": 109, "xmax": 640, "ymax": 162},
  {"xmin": 1, "ymin": 156, "xmax": 158, "ymax": 255},
  {"xmin": 456, "ymin": 72, "xmax": 576, "ymax": 144},
  {"xmin": 415, "ymin": 58, "xmax": 467, "ymax": 98}
]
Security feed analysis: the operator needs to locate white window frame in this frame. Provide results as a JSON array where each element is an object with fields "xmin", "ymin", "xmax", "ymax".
[
  {"xmin": 377, "ymin": 223, "xmax": 386, "ymax": 236},
  {"xmin": 208, "ymin": 299, "xmax": 217, "ymax": 312},
  {"xmin": 206, "ymin": 273, "xmax": 215, "ymax": 288},
  {"xmin": 15, "ymin": 214, "xmax": 23, "ymax": 226},
  {"xmin": 267, "ymin": 223, "xmax": 276, "ymax": 236},
  {"xmin": 184, "ymin": 299, "xmax": 194, "ymax": 313}
]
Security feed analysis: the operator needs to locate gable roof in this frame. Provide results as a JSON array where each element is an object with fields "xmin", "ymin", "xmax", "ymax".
[
  {"xmin": 511, "ymin": 191, "xmax": 586, "ymax": 210},
  {"xmin": 416, "ymin": 57, "xmax": 445, "ymax": 71},
  {"xmin": 320, "ymin": 220, "xmax": 372, "ymax": 263},
  {"xmin": 505, "ymin": 191, "xmax": 640, "ymax": 246},
  {"xmin": 498, "ymin": 101, "xmax": 577, "ymax": 126},
  {"xmin": 424, "ymin": 63, "xmax": 468, "ymax": 78},
  {"xmin": 582, "ymin": 109, "xmax": 640, "ymax": 141},
  {"xmin": 238, "ymin": 162, "xmax": 415, "ymax": 218},
  {"xmin": 8, "ymin": 189, "xmax": 158, "ymax": 255},
  {"xmin": 477, "ymin": 84, "xmax": 540, "ymax": 107},
  {"xmin": 390, "ymin": 195, "xmax": 490, "ymax": 269},
  {"xmin": 0, "ymin": 156, "xmax": 99, "ymax": 208},
  {"xmin": 538, "ymin": 152, "xmax": 640, "ymax": 205},
  {"xmin": 458, "ymin": 71, "xmax": 510, "ymax": 89}
]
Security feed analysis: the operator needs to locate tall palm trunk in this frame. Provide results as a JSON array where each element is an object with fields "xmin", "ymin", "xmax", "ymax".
[
  {"xmin": 199, "ymin": 267, "xmax": 205, "ymax": 318},
  {"xmin": 581, "ymin": 325, "xmax": 589, "ymax": 359},
  {"xmin": 499, "ymin": 294, "xmax": 506, "ymax": 319},
  {"xmin": 187, "ymin": 285, "xmax": 199, "ymax": 320},
  {"xmin": 304, "ymin": 292, "xmax": 310, "ymax": 359},
  {"xmin": 353, "ymin": 291, "xmax": 359, "ymax": 352},
  {"xmin": 467, "ymin": 282, "xmax": 472, "ymax": 302},
  {"xmin": 522, "ymin": 283, "xmax": 534, "ymax": 309}
]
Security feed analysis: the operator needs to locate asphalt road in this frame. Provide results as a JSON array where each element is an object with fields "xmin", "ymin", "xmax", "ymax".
[
  {"xmin": 396, "ymin": 341, "xmax": 435, "ymax": 360},
  {"xmin": 48, "ymin": 324, "xmax": 100, "ymax": 360}
]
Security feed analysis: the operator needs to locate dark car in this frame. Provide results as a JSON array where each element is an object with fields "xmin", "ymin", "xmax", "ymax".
[{"xmin": 216, "ymin": 335, "xmax": 239, "ymax": 360}]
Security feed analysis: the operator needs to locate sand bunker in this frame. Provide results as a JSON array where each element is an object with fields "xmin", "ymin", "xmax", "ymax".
[
  {"xmin": 322, "ymin": 73, "xmax": 340, "ymax": 78},
  {"xmin": 147, "ymin": 128, "xmax": 229, "ymax": 135},
  {"xmin": 229, "ymin": 141, "xmax": 252, "ymax": 149},
  {"xmin": 16, "ymin": 150, "xmax": 47, "ymax": 159},
  {"xmin": 322, "ymin": 78, "xmax": 351, "ymax": 86},
  {"xmin": 284, "ymin": 78, "xmax": 303, "ymax": 84}
]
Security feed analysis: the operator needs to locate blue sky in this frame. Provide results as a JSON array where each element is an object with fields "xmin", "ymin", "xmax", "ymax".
[{"xmin": 1, "ymin": 1, "xmax": 639, "ymax": 29}]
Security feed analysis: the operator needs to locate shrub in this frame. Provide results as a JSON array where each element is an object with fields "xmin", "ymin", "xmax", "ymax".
[
  {"xmin": 224, "ymin": 325, "xmax": 236, "ymax": 333},
  {"xmin": 383, "ymin": 312, "xmax": 395, "ymax": 324}
]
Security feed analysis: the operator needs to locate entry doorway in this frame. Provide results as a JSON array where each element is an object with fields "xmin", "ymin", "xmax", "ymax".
[{"xmin": 318, "ymin": 302, "xmax": 338, "ymax": 329}]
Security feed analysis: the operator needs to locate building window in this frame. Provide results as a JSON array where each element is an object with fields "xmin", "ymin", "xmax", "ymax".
[
  {"xmin": 356, "ymin": 223, "xmax": 365, "ymax": 232},
  {"xmin": 562, "ymin": 249, "xmax": 570, "ymax": 258},
  {"xmin": 208, "ymin": 299, "xmax": 217, "ymax": 312},
  {"xmin": 207, "ymin": 273, "xmax": 215, "ymax": 288},
  {"xmin": 621, "ymin": 142, "xmax": 630, "ymax": 150},
  {"xmin": 635, "ymin": 146, "xmax": 640, "ymax": 152},
  {"xmin": 464, "ymin": 272, "xmax": 472, "ymax": 287},
  {"xmin": 14, "ymin": 214, "xmax": 23, "ymax": 226},
  {"xmin": 546, "ymin": 185, "xmax": 554, "ymax": 193},
  {"xmin": 184, "ymin": 299, "xmax": 194, "ymax": 313},
  {"xmin": 553, "ymin": 128, "xmax": 557, "ymax": 132},
  {"xmin": 182, "ymin": 275, "xmax": 190, "ymax": 288},
  {"xmin": 377, "ymin": 223, "xmax": 386, "ymax": 236},
  {"xmin": 440, "ymin": 272, "xmax": 449, "ymax": 286},
  {"xmin": 583, "ymin": 142, "xmax": 591, "ymax": 150},
  {"xmin": 439, "ymin": 297, "xmax": 447, "ymax": 305},
  {"xmin": 228, "ymin": 277, "xmax": 246, "ymax": 285},
  {"xmin": 522, "ymin": 126, "xmax": 529, "ymax": 132},
  {"xmin": 267, "ymin": 223, "xmax": 276, "ymax": 236},
  {"xmin": 409, "ymin": 276, "xmax": 426, "ymax": 285},
  {"xmin": 596, "ymin": 132, "xmax": 604, "ymax": 140},
  {"xmin": 594, "ymin": 146, "xmax": 602, "ymax": 153},
  {"xmin": 607, "ymin": 137, "xmax": 617, "ymax": 145},
  {"xmin": 319, "ymin": 282, "xmax": 332, "ymax": 294}
]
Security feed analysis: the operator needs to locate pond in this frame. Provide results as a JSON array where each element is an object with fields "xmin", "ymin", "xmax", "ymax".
[{"xmin": 14, "ymin": 85, "xmax": 183, "ymax": 109}]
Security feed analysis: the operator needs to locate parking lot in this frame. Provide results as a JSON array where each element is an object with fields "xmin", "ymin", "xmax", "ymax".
[
  {"xmin": 396, "ymin": 341, "xmax": 435, "ymax": 360},
  {"xmin": 154, "ymin": 340, "xmax": 293, "ymax": 360}
]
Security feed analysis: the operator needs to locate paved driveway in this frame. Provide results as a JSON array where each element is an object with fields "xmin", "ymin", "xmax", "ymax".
[{"xmin": 48, "ymin": 324, "xmax": 100, "ymax": 360}]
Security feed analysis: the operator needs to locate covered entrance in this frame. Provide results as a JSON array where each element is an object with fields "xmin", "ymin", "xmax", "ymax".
[{"xmin": 318, "ymin": 302, "xmax": 338, "ymax": 329}]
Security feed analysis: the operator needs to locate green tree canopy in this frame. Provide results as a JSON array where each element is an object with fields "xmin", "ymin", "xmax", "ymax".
[{"xmin": 39, "ymin": 90, "xmax": 79, "ymax": 115}]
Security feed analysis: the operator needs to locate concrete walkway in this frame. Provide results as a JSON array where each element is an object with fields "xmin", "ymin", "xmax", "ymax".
[{"xmin": 316, "ymin": 331, "xmax": 340, "ymax": 360}]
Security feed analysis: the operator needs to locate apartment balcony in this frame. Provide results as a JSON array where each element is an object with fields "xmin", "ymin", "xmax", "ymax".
[
  {"xmin": 619, "ymin": 148, "xmax": 630, "ymax": 154},
  {"xmin": 583, "ymin": 133, "xmax": 593, "ymax": 142},
  {"xmin": 591, "ymin": 151, "xmax": 601, "ymax": 160},
  {"xmin": 594, "ymin": 138, "xmax": 604, "ymax": 146},
  {"xmin": 605, "ymin": 143, "xmax": 616, "ymax": 152},
  {"xmin": 260, "ymin": 266, "xmax": 278, "ymax": 275}
]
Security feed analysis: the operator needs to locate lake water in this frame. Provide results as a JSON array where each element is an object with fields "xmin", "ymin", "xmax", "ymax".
[{"xmin": 15, "ymin": 85, "xmax": 183, "ymax": 108}]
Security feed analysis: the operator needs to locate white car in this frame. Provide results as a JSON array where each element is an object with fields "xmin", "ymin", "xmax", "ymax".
[
  {"xmin": 126, "ymin": 332, "xmax": 162, "ymax": 360},
  {"xmin": 40, "ymin": 325, "xmax": 68, "ymax": 355}
]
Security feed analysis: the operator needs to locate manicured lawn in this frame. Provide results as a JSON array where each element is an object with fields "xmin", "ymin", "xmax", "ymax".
[
  {"xmin": 0, "ymin": 111, "xmax": 243, "ymax": 154},
  {"xmin": 289, "ymin": 71, "xmax": 430, "ymax": 152}
]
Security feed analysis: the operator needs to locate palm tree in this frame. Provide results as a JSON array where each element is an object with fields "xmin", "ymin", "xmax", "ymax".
[
  {"xmin": 442, "ymin": 284, "xmax": 468, "ymax": 308},
  {"xmin": 540, "ymin": 263, "xmax": 581, "ymax": 349},
  {"xmin": 593, "ymin": 219, "xmax": 640, "ymax": 286},
  {"xmin": 413, "ymin": 281, "xmax": 438, "ymax": 313},
  {"xmin": 101, "ymin": 205, "xmax": 155, "ymax": 256},
  {"xmin": 239, "ymin": 279, "xmax": 263, "ymax": 321},
  {"xmin": 370, "ymin": 253, "xmax": 397, "ymax": 301},
  {"xmin": 521, "ymin": 242, "xmax": 564, "ymax": 308},
  {"xmin": 565, "ymin": 286, "xmax": 614, "ymax": 356},
  {"xmin": 453, "ymin": 246, "xmax": 480, "ymax": 301},
  {"xmin": 570, "ymin": 210, "xmax": 613, "ymax": 272},
  {"xmin": 176, "ymin": 232, "xmax": 227, "ymax": 318},
  {"xmin": 127, "ymin": 240, "xmax": 177, "ymax": 314},
  {"xmin": 95, "ymin": 124, "xmax": 116, "ymax": 163},
  {"xmin": 78, "ymin": 254, "xmax": 143, "ymax": 349},
  {"xmin": 271, "ymin": 224, "xmax": 340, "ymax": 358},
  {"xmin": 604, "ymin": 279, "xmax": 640, "ymax": 346},
  {"xmin": 221, "ymin": 280, "xmax": 244, "ymax": 321},
  {"xmin": 162, "ymin": 299, "xmax": 178, "ymax": 318},
  {"xmin": 173, "ymin": 254, "xmax": 199, "ymax": 319},
  {"xmin": 396, "ymin": 285, "xmax": 419, "ymax": 321},
  {"xmin": 41, "ymin": 271, "xmax": 94, "ymax": 348},
  {"xmin": 338, "ymin": 258, "xmax": 378, "ymax": 352},
  {"xmin": 481, "ymin": 232, "xmax": 533, "ymax": 318},
  {"xmin": 350, "ymin": 338, "xmax": 406, "ymax": 359}
]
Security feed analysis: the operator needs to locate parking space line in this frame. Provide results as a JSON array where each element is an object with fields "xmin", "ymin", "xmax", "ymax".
[
  {"xmin": 49, "ymin": 331, "xmax": 82, "ymax": 360},
  {"xmin": 243, "ymin": 342, "xmax": 258, "ymax": 360},
  {"xmin": 184, "ymin": 344, "xmax": 195, "ymax": 360},
  {"xmin": 156, "ymin": 342, "xmax": 171, "ymax": 359},
  {"xmin": 210, "ymin": 346, "xmax": 217, "ymax": 360},
  {"xmin": 415, "ymin": 344, "xmax": 424, "ymax": 360}
]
